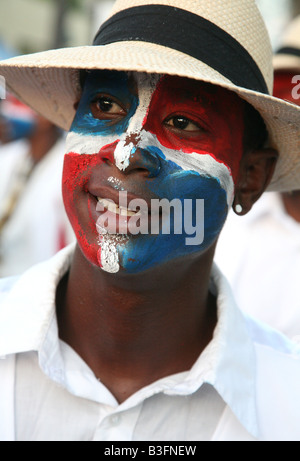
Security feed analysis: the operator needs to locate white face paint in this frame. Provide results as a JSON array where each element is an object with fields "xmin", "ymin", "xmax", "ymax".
[
  {"xmin": 113, "ymin": 73, "xmax": 162, "ymax": 171},
  {"xmin": 66, "ymin": 131, "xmax": 120, "ymax": 155},
  {"xmin": 107, "ymin": 176, "xmax": 124, "ymax": 190},
  {"xmin": 97, "ymin": 232, "xmax": 128, "ymax": 273}
]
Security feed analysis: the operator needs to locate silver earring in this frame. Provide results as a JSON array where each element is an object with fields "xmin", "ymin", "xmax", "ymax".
[{"xmin": 235, "ymin": 204, "xmax": 243, "ymax": 214}]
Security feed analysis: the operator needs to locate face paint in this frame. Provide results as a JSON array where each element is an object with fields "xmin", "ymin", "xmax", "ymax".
[
  {"xmin": 62, "ymin": 70, "xmax": 245, "ymax": 274},
  {"xmin": 63, "ymin": 71, "xmax": 135, "ymax": 270},
  {"xmin": 107, "ymin": 176, "xmax": 124, "ymax": 189},
  {"xmin": 143, "ymin": 75, "xmax": 243, "ymax": 185},
  {"xmin": 113, "ymin": 73, "xmax": 161, "ymax": 171}
]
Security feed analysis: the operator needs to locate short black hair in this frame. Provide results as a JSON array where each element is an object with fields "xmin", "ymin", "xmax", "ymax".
[
  {"xmin": 79, "ymin": 69, "xmax": 88, "ymax": 89},
  {"xmin": 243, "ymin": 100, "xmax": 268, "ymax": 152}
]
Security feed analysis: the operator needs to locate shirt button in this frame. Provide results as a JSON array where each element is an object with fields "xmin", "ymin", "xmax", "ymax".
[{"xmin": 111, "ymin": 414, "xmax": 121, "ymax": 425}]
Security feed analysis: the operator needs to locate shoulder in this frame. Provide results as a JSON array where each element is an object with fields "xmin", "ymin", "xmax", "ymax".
[{"xmin": 245, "ymin": 314, "xmax": 300, "ymax": 441}]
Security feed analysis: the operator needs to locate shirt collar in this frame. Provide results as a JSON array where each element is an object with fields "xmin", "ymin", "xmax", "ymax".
[{"xmin": 0, "ymin": 244, "xmax": 259, "ymax": 438}]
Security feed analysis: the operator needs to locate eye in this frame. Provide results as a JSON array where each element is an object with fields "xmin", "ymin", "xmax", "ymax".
[
  {"xmin": 165, "ymin": 116, "xmax": 202, "ymax": 132},
  {"xmin": 91, "ymin": 95, "xmax": 127, "ymax": 120}
]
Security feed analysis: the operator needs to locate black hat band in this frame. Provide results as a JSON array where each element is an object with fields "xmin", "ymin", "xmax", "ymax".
[{"xmin": 93, "ymin": 5, "xmax": 269, "ymax": 95}]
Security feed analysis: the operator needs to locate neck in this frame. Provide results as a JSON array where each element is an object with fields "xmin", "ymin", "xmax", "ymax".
[{"xmin": 57, "ymin": 244, "xmax": 217, "ymax": 403}]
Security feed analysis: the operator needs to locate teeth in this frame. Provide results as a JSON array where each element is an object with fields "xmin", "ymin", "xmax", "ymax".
[{"xmin": 97, "ymin": 198, "xmax": 140, "ymax": 216}]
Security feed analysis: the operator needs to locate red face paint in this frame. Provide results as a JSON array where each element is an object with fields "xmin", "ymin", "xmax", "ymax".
[
  {"xmin": 62, "ymin": 143, "xmax": 117, "ymax": 267},
  {"xmin": 143, "ymin": 76, "xmax": 245, "ymax": 183}
]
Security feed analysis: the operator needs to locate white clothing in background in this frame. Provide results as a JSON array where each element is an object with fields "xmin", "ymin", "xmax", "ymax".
[
  {"xmin": 0, "ymin": 138, "xmax": 74, "ymax": 276},
  {"xmin": 215, "ymin": 192, "xmax": 300, "ymax": 339}
]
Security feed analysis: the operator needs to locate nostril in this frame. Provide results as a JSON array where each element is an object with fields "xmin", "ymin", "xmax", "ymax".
[
  {"xmin": 123, "ymin": 147, "xmax": 161, "ymax": 178},
  {"xmin": 99, "ymin": 141, "xmax": 118, "ymax": 165},
  {"xmin": 136, "ymin": 167, "xmax": 152, "ymax": 177},
  {"xmin": 102, "ymin": 157, "xmax": 113, "ymax": 166},
  {"xmin": 141, "ymin": 148, "xmax": 161, "ymax": 178}
]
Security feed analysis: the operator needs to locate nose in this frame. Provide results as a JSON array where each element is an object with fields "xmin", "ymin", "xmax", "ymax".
[
  {"xmin": 115, "ymin": 132, "xmax": 161, "ymax": 178},
  {"xmin": 123, "ymin": 145, "xmax": 161, "ymax": 178}
]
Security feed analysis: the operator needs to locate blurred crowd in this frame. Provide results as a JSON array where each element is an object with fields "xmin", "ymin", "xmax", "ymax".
[
  {"xmin": 215, "ymin": 15, "xmax": 300, "ymax": 339},
  {"xmin": 0, "ymin": 84, "xmax": 74, "ymax": 277}
]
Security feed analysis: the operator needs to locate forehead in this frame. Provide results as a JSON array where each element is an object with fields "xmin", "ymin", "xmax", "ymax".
[{"xmin": 82, "ymin": 69, "xmax": 245, "ymax": 112}]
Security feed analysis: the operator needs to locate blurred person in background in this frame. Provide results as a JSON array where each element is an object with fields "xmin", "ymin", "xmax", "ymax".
[
  {"xmin": 0, "ymin": 94, "xmax": 37, "ymax": 144},
  {"xmin": 215, "ymin": 15, "xmax": 300, "ymax": 340},
  {"xmin": 0, "ymin": 94, "xmax": 74, "ymax": 277}
]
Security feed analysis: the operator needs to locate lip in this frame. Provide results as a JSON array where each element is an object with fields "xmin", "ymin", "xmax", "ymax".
[
  {"xmin": 88, "ymin": 185, "xmax": 155, "ymax": 235},
  {"xmin": 89, "ymin": 185, "xmax": 153, "ymax": 211}
]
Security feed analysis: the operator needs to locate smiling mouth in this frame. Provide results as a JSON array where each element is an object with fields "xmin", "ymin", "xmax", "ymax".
[{"xmin": 97, "ymin": 197, "xmax": 142, "ymax": 217}]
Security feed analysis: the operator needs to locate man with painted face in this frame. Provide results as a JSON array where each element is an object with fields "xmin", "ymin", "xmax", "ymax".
[{"xmin": 0, "ymin": 0, "xmax": 300, "ymax": 442}]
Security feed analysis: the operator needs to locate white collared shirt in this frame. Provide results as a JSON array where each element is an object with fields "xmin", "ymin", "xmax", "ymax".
[
  {"xmin": 0, "ymin": 245, "xmax": 299, "ymax": 441},
  {"xmin": 215, "ymin": 192, "xmax": 300, "ymax": 339}
]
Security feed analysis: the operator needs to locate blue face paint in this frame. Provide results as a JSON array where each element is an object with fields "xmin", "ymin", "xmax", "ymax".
[
  {"xmin": 71, "ymin": 70, "xmax": 139, "ymax": 137},
  {"xmin": 117, "ymin": 147, "xmax": 228, "ymax": 273}
]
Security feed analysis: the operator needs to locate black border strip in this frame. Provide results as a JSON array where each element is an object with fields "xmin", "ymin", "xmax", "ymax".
[{"xmin": 93, "ymin": 5, "xmax": 269, "ymax": 94}]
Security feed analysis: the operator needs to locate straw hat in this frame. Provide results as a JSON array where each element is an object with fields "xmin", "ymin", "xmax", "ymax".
[
  {"xmin": 0, "ymin": 0, "xmax": 300, "ymax": 192},
  {"xmin": 273, "ymin": 15, "xmax": 300, "ymax": 72}
]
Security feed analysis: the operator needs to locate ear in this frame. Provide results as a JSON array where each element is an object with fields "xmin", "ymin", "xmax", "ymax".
[
  {"xmin": 73, "ymin": 101, "xmax": 80, "ymax": 111},
  {"xmin": 233, "ymin": 148, "xmax": 278, "ymax": 215}
]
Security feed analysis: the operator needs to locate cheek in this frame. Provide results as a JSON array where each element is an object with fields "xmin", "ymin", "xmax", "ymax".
[
  {"xmin": 209, "ymin": 120, "xmax": 244, "ymax": 184},
  {"xmin": 117, "ymin": 156, "xmax": 229, "ymax": 274},
  {"xmin": 62, "ymin": 152, "xmax": 103, "ymax": 266},
  {"xmin": 119, "ymin": 176, "xmax": 228, "ymax": 274},
  {"xmin": 133, "ymin": 133, "xmax": 235, "ymax": 206},
  {"xmin": 66, "ymin": 126, "xmax": 120, "ymax": 156}
]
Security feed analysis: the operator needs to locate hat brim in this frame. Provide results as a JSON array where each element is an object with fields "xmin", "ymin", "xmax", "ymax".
[{"xmin": 1, "ymin": 41, "xmax": 300, "ymax": 192}]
